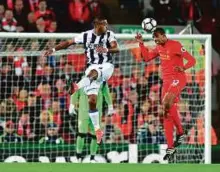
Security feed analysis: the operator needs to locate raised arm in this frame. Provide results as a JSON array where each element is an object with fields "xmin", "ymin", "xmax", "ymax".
[
  {"xmin": 43, "ymin": 39, "xmax": 74, "ymax": 57},
  {"xmin": 135, "ymin": 33, "xmax": 159, "ymax": 62},
  {"xmin": 43, "ymin": 32, "xmax": 85, "ymax": 57}
]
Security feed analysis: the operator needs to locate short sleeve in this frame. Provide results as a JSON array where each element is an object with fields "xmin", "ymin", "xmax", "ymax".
[
  {"xmin": 108, "ymin": 31, "xmax": 117, "ymax": 43},
  {"xmin": 74, "ymin": 32, "xmax": 84, "ymax": 44}
]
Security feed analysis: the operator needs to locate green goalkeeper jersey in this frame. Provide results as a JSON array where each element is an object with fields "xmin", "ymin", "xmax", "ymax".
[{"xmin": 70, "ymin": 82, "xmax": 112, "ymax": 120}]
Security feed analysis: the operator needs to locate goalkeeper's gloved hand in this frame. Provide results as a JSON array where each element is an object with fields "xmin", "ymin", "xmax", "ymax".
[
  {"xmin": 107, "ymin": 105, "xmax": 115, "ymax": 116},
  {"xmin": 69, "ymin": 104, "xmax": 77, "ymax": 116}
]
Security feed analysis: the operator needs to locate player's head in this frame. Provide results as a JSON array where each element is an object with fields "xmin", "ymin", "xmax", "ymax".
[
  {"xmin": 93, "ymin": 16, "xmax": 108, "ymax": 34},
  {"xmin": 152, "ymin": 28, "xmax": 167, "ymax": 45}
]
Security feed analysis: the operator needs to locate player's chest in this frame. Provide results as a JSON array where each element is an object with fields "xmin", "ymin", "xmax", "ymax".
[
  {"xmin": 85, "ymin": 34, "xmax": 108, "ymax": 49},
  {"xmin": 157, "ymin": 47, "xmax": 179, "ymax": 61}
]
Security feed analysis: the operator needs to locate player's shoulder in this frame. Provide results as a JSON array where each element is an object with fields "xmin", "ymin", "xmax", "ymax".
[
  {"xmin": 106, "ymin": 30, "xmax": 116, "ymax": 35},
  {"xmin": 169, "ymin": 39, "xmax": 181, "ymax": 45},
  {"xmin": 168, "ymin": 39, "xmax": 182, "ymax": 47},
  {"xmin": 83, "ymin": 29, "xmax": 93, "ymax": 35}
]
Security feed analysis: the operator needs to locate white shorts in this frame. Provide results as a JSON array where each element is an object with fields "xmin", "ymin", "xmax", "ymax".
[{"xmin": 84, "ymin": 63, "xmax": 114, "ymax": 95}]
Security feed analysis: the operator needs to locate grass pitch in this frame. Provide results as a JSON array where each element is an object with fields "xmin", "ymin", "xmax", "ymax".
[{"xmin": 0, "ymin": 163, "xmax": 219, "ymax": 172}]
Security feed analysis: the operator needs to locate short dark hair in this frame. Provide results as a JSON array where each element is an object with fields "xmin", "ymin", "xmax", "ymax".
[
  {"xmin": 153, "ymin": 27, "xmax": 166, "ymax": 35},
  {"xmin": 93, "ymin": 16, "xmax": 107, "ymax": 24}
]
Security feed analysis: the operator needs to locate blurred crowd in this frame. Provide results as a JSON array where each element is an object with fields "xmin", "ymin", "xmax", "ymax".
[
  {"xmin": 0, "ymin": 0, "xmax": 219, "ymax": 145},
  {"xmin": 0, "ymin": 0, "xmax": 219, "ymax": 52},
  {"xmin": 0, "ymin": 0, "xmax": 109, "ymax": 33}
]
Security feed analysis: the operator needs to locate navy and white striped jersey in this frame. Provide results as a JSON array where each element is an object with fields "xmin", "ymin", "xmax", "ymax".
[{"xmin": 74, "ymin": 29, "xmax": 117, "ymax": 65}]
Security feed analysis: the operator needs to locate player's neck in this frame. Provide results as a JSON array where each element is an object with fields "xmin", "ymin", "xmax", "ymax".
[{"xmin": 94, "ymin": 28, "xmax": 102, "ymax": 36}]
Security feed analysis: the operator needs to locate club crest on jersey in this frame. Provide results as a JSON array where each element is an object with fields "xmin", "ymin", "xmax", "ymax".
[
  {"xmin": 181, "ymin": 47, "xmax": 186, "ymax": 52},
  {"xmin": 172, "ymin": 80, "xmax": 179, "ymax": 86}
]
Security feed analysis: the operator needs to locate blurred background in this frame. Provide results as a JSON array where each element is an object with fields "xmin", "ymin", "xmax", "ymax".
[{"xmin": 0, "ymin": 0, "xmax": 220, "ymax": 163}]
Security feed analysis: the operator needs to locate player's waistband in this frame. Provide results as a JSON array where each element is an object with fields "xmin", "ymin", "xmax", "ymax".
[
  {"xmin": 86, "ymin": 62, "xmax": 113, "ymax": 67},
  {"xmin": 162, "ymin": 73, "xmax": 186, "ymax": 82}
]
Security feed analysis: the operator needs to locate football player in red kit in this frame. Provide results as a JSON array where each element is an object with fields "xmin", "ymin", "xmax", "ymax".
[{"xmin": 135, "ymin": 28, "xmax": 196, "ymax": 160}]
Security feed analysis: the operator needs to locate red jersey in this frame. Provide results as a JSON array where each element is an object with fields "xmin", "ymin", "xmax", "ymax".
[{"xmin": 139, "ymin": 39, "xmax": 196, "ymax": 81}]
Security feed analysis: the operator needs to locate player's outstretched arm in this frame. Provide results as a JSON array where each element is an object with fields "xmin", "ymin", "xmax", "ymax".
[
  {"xmin": 135, "ymin": 33, "xmax": 158, "ymax": 62},
  {"xmin": 43, "ymin": 39, "xmax": 75, "ymax": 57}
]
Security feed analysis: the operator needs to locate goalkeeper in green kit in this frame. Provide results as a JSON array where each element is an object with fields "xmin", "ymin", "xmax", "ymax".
[{"xmin": 69, "ymin": 82, "xmax": 114, "ymax": 162}]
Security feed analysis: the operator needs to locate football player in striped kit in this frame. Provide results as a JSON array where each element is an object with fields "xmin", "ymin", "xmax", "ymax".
[{"xmin": 44, "ymin": 16, "xmax": 119, "ymax": 144}]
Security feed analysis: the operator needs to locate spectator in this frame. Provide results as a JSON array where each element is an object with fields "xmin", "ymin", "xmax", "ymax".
[
  {"xmin": 68, "ymin": 0, "xmax": 91, "ymax": 32},
  {"xmin": 45, "ymin": 39, "xmax": 56, "ymax": 67},
  {"xmin": 48, "ymin": 99, "xmax": 62, "ymax": 130},
  {"xmin": 13, "ymin": 48, "xmax": 28, "ymax": 76},
  {"xmin": 1, "ymin": 0, "xmax": 16, "ymax": 10},
  {"xmin": 34, "ymin": 0, "xmax": 55, "ymax": 29},
  {"xmin": 0, "ymin": 99, "xmax": 17, "ymax": 123},
  {"xmin": 37, "ymin": 65, "xmax": 54, "ymax": 86},
  {"xmin": 139, "ymin": 0, "xmax": 154, "ymax": 18},
  {"xmin": 137, "ymin": 115, "xmax": 165, "ymax": 144},
  {"xmin": 151, "ymin": 0, "xmax": 177, "ymax": 24},
  {"xmin": 21, "ymin": 65, "xmax": 36, "ymax": 91},
  {"xmin": 35, "ymin": 55, "xmax": 47, "ymax": 76},
  {"xmin": 188, "ymin": 115, "xmax": 217, "ymax": 145},
  {"xmin": 177, "ymin": 0, "xmax": 202, "ymax": 24},
  {"xmin": 34, "ymin": 110, "xmax": 53, "ymax": 140},
  {"xmin": 26, "ymin": 91, "xmax": 42, "ymax": 125},
  {"xmin": 0, "ymin": 120, "xmax": 23, "ymax": 143},
  {"xmin": 37, "ymin": 83, "xmax": 52, "ymax": 110},
  {"xmin": 86, "ymin": 0, "xmax": 110, "ymax": 20},
  {"xmin": 17, "ymin": 108, "xmax": 35, "ymax": 141},
  {"xmin": 1, "ymin": 9, "xmax": 17, "ymax": 32},
  {"xmin": 46, "ymin": 20, "xmax": 57, "ymax": 32},
  {"xmin": 14, "ymin": 89, "xmax": 28, "ymax": 111},
  {"xmin": 36, "ymin": 18, "xmax": 46, "ymax": 32},
  {"xmin": 54, "ymin": 79, "xmax": 68, "ymax": 109},
  {"xmin": 26, "ymin": 12, "xmax": 38, "ymax": 32},
  {"xmin": 13, "ymin": 0, "xmax": 29, "ymax": 32},
  {"xmin": 103, "ymin": 115, "xmax": 124, "ymax": 143},
  {"xmin": 0, "ymin": 4, "xmax": 5, "ymax": 21},
  {"xmin": 0, "ymin": 64, "xmax": 13, "ymax": 100},
  {"xmin": 39, "ymin": 123, "xmax": 64, "ymax": 144},
  {"xmin": 27, "ymin": 0, "xmax": 39, "ymax": 12},
  {"xmin": 112, "ymin": 102, "xmax": 134, "ymax": 142}
]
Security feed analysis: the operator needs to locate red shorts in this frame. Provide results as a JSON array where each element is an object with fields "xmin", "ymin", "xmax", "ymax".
[{"xmin": 162, "ymin": 74, "xmax": 187, "ymax": 103}]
